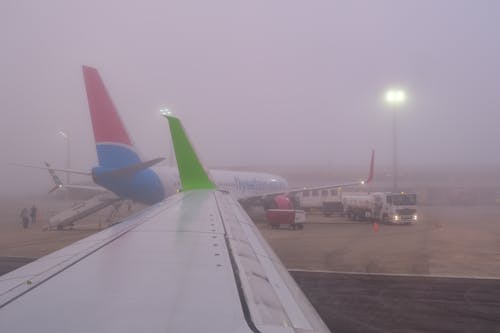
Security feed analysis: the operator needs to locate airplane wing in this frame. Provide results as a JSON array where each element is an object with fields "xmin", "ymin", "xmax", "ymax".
[
  {"xmin": 287, "ymin": 149, "xmax": 375, "ymax": 195},
  {"xmin": 10, "ymin": 162, "xmax": 92, "ymax": 175},
  {"xmin": 0, "ymin": 114, "xmax": 330, "ymax": 332},
  {"xmin": 0, "ymin": 190, "xmax": 329, "ymax": 332},
  {"xmin": 241, "ymin": 149, "xmax": 374, "ymax": 205}
]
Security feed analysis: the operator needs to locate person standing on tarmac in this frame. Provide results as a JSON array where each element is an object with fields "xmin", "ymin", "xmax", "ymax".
[
  {"xmin": 20, "ymin": 208, "xmax": 30, "ymax": 229},
  {"xmin": 30, "ymin": 205, "xmax": 37, "ymax": 225}
]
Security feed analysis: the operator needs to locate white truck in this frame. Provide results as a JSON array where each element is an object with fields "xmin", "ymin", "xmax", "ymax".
[
  {"xmin": 342, "ymin": 192, "xmax": 418, "ymax": 224},
  {"xmin": 293, "ymin": 188, "xmax": 342, "ymax": 215}
]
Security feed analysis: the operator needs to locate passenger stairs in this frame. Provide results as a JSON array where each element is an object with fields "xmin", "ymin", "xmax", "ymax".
[{"xmin": 48, "ymin": 193, "xmax": 122, "ymax": 230}]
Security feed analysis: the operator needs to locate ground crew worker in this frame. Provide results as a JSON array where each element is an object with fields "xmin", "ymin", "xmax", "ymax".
[
  {"xmin": 30, "ymin": 205, "xmax": 37, "ymax": 224},
  {"xmin": 20, "ymin": 208, "xmax": 29, "ymax": 229}
]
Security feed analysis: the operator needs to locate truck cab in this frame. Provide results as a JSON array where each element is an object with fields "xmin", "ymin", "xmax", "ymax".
[{"xmin": 377, "ymin": 192, "xmax": 417, "ymax": 224}]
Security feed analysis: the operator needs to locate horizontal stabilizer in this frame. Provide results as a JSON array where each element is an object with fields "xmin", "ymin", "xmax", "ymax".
[{"xmin": 98, "ymin": 157, "xmax": 165, "ymax": 178}]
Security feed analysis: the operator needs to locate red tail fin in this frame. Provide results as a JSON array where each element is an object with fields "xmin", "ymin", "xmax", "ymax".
[
  {"xmin": 82, "ymin": 66, "xmax": 141, "ymax": 167},
  {"xmin": 82, "ymin": 66, "xmax": 132, "ymax": 146},
  {"xmin": 365, "ymin": 149, "xmax": 375, "ymax": 184}
]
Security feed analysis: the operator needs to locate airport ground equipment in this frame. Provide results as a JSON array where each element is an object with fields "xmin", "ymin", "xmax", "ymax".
[
  {"xmin": 264, "ymin": 193, "xmax": 306, "ymax": 229},
  {"xmin": 342, "ymin": 192, "xmax": 417, "ymax": 224},
  {"xmin": 321, "ymin": 200, "xmax": 343, "ymax": 217},
  {"xmin": 266, "ymin": 209, "xmax": 306, "ymax": 230},
  {"xmin": 48, "ymin": 193, "xmax": 121, "ymax": 230},
  {"xmin": 294, "ymin": 188, "xmax": 342, "ymax": 213}
]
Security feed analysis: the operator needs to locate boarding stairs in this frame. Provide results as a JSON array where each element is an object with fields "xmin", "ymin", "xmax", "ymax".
[{"xmin": 48, "ymin": 193, "xmax": 122, "ymax": 230}]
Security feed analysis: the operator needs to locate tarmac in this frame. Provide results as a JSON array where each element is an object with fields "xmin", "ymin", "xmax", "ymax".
[
  {"xmin": 291, "ymin": 270, "xmax": 500, "ymax": 333},
  {"xmin": 2, "ymin": 198, "xmax": 500, "ymax": 332}
]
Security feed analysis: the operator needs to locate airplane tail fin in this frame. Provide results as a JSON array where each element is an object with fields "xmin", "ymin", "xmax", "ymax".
[
  {"xmin": 82, "ymin": 66, "xmax": 141, "ymax": 168},
  {"xmin": 365, "ymin": 149, "xmax": 375, "ymax": 184},
  {"xmin": 45, "ymin": 162, "xmax": 64, "ymax": 193},
  {"xmin": 163, "ymin": 115, "xmax": 216, "ymax": 191}
]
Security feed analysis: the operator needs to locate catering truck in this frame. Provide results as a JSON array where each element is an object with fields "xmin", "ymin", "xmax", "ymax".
[{"xmin": 342, "ymin": 192, "xmax": 417, "ymax": 224}]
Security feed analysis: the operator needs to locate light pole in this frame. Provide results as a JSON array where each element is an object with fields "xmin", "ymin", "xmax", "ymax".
[
  {"xmin": 58, "ymin": 131, "xmax": 71, "ymax": 185},
  {"xmin": 385, "ymin": 89, "xmax": 406, "ymax": 192}
]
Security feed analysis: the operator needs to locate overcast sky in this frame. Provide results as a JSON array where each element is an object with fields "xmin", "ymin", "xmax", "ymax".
[{"xmin": 1, "ymin": 1, "xmax": 499, "ymax": 195}]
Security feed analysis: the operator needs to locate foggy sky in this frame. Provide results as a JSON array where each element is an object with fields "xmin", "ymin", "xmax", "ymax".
[{"xmin": 1, "ymin": 1, "xmax": 500, "ymax": 195}]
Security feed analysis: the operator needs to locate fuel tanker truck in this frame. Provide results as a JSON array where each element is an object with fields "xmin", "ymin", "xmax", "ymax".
[{"xmin": 342, "ymin": 192, "xmax": 417, "ymax": 224}]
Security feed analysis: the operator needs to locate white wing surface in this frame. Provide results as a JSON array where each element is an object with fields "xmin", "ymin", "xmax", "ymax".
[{"xmin": 0, "ymin": 189, "xmax": 330, "ymax": 333}]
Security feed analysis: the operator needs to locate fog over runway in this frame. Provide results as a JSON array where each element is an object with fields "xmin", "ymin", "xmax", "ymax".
[
  {"xmin": 2, "ymin": 2, "xmax": 500, "ymax": 331},
  {"xmin": 1, "ymin": 1, "xmax": 500, "ymax": 197}
]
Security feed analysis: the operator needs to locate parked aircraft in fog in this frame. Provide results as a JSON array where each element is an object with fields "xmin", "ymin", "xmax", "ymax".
[
  {"xmin": 14, "ymin": 66, "xmax": 372, "ymax": 229},
  {"xmin": 0, "ymin": 112, "xmax": 333, "ymax": 332}
]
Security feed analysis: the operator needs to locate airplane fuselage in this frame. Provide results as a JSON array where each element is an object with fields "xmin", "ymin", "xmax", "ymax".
[{"xmin": 92, "ymin": 165, "xmax": 289, "ymax": 205}]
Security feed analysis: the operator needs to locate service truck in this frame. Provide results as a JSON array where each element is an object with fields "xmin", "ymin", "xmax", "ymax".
[
  {"xmin": 293, "ymin": 188, "xmax": 342, "ymax": 215},
  {"xmin": 266, "ymin": 209, "xmax": 306, "ymax": 230},
  {"xmin": 342, "ymin": 192, "xmax": 417, "ymax": 224}
]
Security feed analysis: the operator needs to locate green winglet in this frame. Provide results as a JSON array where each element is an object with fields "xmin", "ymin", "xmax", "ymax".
[{"xmin": 164, "ymin": 115, "xmax": 216, "ymax": 191}]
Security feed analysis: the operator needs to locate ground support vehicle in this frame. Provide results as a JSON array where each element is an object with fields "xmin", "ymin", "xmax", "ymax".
[
  {"xmin": 294, "ymin": 188, "xmax": 341, "ymax": 212},
  {"xmin": 266, "ymin": 209, "xmax": 306, "ymax": 230},
  {"xmin": 322, "ymin": 201, "xmax": 343, "ymax": 216},
  {"xmin": 342, "ymin": 192, "xmax": 418, "ymax": 224}
]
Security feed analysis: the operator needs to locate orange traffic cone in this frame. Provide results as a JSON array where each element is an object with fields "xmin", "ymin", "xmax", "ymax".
[{"xmin": 373, "ymin": 222, "xmax": 379, "ymax": 232}]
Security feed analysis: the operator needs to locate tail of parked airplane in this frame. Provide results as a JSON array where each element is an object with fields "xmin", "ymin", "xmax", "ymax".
[
  {"xmin": 83, "ymin": 66, "xmax": 166, "ymax": 204},
  {"xmin": 365, "ymin": 149, "xmax": 375, "ymax": 184},
  {"xmin": 82, "ymin": 66, "xmax": 141, "ymax": 168},
  {"xmin": 45, "ymin": 162, "xmax": 64, "ymax": 193}
]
